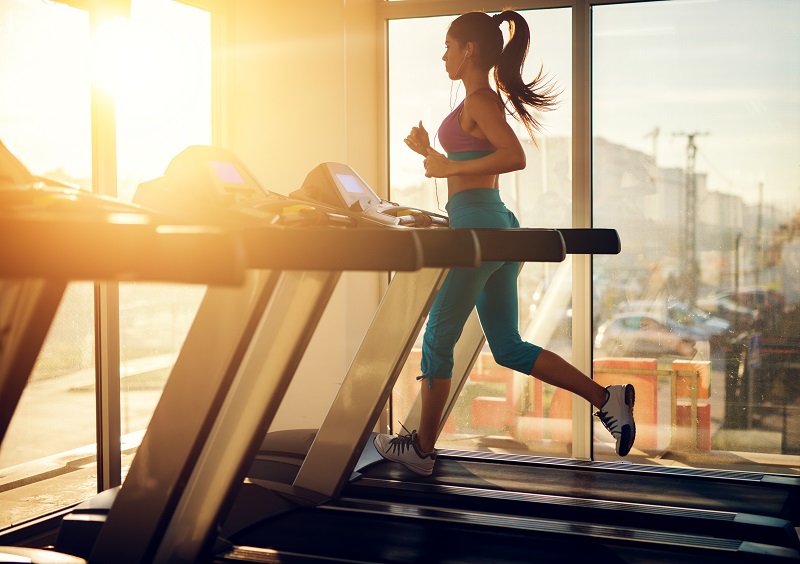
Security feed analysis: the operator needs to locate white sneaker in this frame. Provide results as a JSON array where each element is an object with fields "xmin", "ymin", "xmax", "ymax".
[
  {"xmin": 373, "ymin": 430, "xmax": 436, "ymax": 476},
  {"xmin": 595, "ymin": 384, "xmax": 636, "ymax": 456}
]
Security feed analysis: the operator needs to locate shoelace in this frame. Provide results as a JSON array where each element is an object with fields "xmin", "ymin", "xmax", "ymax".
[
  {"xmin": 388, "ymin": 423, "xmax": 417, "ymax": 455},
  {"xmin": 595, "ymin": 409, "xmax": 620, "ymax": 436}
]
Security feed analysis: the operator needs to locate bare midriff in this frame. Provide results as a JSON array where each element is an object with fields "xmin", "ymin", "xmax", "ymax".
[{"xmin": 445, "ymin": 150, "xmax": 499, "ymax": 198}]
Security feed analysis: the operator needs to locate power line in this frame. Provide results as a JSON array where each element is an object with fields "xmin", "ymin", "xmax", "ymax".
[{"xmin": 695, "ymin": 146, "xmax": 739, "ymax": 190}]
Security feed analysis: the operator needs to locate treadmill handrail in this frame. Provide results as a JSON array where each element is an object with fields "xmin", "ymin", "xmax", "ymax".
[
  {"xmin": 0, "ymin": 216, "xmax": 249, "ymax": 449},
  {"xmin": 405, "ymin": 229, "xmax": 481, "ymax": 268},
  {"xmin": 239, "ymin": 227, "xmax": 425, "ymax": 272},
  {"xmin": 471, "ymin": 228, "xmax": 566, "ymax": 263},
  {"xmin": 557, "ymin": 228, "xmax": 621, "ymax": 255},
  {"xmin": 0, "ymin": 217, "xmax": 246, "ymax": 286}
]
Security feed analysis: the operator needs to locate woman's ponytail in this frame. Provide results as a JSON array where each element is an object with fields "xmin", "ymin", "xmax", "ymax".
[
  {"xmin": 492, "ymin": 10, "xmax": 559, "ymax": 141},
  {"xmin": 448, "ymin": 10, "xmax": 559, "ymax": 141}
]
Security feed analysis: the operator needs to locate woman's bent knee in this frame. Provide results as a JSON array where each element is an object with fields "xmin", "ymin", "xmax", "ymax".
[{"xmin": 492, "ymin": 342, "xmax": 543, "ymax": 374}]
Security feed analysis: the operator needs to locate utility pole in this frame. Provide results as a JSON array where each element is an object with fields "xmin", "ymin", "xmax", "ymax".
[
  {"xmin": 673, "ymin": 131, "xmax": 709, "ymax": 306},
  {"xmin": 755, "ymin": 181, "xmax": 763, "ymax": 291},
  {"xmin": 644, "ymin": 127, "xmax": 660, "ymax": 164}
]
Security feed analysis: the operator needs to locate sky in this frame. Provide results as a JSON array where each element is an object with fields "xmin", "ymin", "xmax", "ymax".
[{"xmin": 388, "ymin": 0, "xmax": 800, "ymax": 209}]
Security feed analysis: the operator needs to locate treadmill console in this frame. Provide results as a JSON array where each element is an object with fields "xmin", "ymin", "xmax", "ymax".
[
  {"xmin": 293, "ymin": 162, "xmax": 379, "ymax": 211},
  {"xmin": 292, "ymin": 162, "xmax": 448, "ymax": 228},
  {"xmin": 134, "ymin": 145, "xmax": 275, "ymax": 224},
  {"xmin": 134, "ymin": 146, "xmax": 358, "ymax": 229}
]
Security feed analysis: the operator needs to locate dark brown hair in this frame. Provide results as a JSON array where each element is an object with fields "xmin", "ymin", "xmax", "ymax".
[{"xmin": 448, "ymin": 10, "xmax": 559, "ymax": 140}]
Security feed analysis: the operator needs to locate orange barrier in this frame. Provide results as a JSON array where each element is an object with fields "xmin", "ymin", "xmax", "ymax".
[
  {"xmin": 675, "ymin": 402, "xmax": 712, "ymax": 450},
  {"xmin": 547, "ymin": 383, "xmax": 573, "ymax": 444},
  {"xmin": 471, "ymin": 395, "xmax": 515, "ymax": 429},
  {"xmin": 671, "ymin": 359, "xmax": 712, "ymax": 450},
  {"xmin": 672, "ymin": 359, "xmax": 710, "ymax": 399}
]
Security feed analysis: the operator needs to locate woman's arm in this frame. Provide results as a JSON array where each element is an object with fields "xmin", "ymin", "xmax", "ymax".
[{"xmin": 423, "ymin": 92, "xmax": 526, "ymax": 178}]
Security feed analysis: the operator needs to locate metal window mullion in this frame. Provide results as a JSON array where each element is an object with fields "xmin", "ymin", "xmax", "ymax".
[
  {"xmin": 571, "ymin": 0, "xmax": 593, "ymax": 460},
  {"xmin": 94, "ymin": 282, "xmax": 121, "ymax": 491},
  {"xmin": 379, "ymin": 0, "xmax": 653, "ymax": 21},
  {"xmin": 380, "ymin": 0, "xmax": 573, "ymax": 20},
  {"xmin": 378, "ymin": 13, "xmax": 392, "ymax": 436},
  {"xmin": 174, "ymin": 0, "xmax": 224, "ymax": 12},
  {"xmin": 90, "ymin": 9, "xmax": 122, "ymax": 492}
]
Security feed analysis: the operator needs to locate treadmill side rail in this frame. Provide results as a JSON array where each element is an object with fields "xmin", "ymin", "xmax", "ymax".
[
  {"xmin": 293, "ymin": 267, "xmax": 448, "ymax": 499},
  {"xmin": 150, "ymin": 271, "xmax": 342, "ymax": 564},
  {"xmin": 88, "ymin": 270, "xmax": 285, "ymax": 564}
]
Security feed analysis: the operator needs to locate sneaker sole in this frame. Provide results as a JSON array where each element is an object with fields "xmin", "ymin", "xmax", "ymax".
[
  {"xmin": 373, "ymin": 436, "xmax": 434, "ymax": 476},
  {"xmin": 617, "ymin": 384, "xmax": 636, "ymax": 457}
]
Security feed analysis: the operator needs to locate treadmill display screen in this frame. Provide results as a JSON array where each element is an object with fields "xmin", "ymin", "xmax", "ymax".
[
  {"xmin": 210, "ymin": 160, "xmax": 246, "ymax": 185},
  {"xmin": 336, "ymin": 173, "xmax": 366, "ymax": 195}
]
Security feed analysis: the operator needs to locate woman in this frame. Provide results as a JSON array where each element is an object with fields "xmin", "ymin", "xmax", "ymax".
[{"xmin": 374, "ymin": 10, "xmax": 636, "ymax": 475}]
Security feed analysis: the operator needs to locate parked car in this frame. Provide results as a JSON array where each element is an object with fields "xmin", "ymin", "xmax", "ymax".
[
  {"xmin": 664, "ymin": 301, "xmax": 732, "ymax": 339},
  {"xmin": 615, "ymin": 300, "xmax": 732, "ymax": 340},
  {"xmin": 696, "ymin": 292, "xmax": 758, "ymax": 328},
  {"xmin": 723, "ymin": 288, "xmax": 784, "ymax": 314},
  {"xmin": 594, "ymin": 312, "xmax": 701, "ymax": 359}
]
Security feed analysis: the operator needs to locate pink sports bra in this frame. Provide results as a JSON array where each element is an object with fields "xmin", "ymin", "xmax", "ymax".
[{"xmin": 437, "ymin": 89, "xmax": 498, "ymax": 155}]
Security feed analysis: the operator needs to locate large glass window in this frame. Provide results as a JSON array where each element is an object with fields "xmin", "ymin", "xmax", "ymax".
[
  {"xmin": 592, "ymin": 0, "xmax": 800, "ymax": 466},
  {"xmin": 0, "ymin": 0, "xmax": 212, "ymax": 530},
  {"xmin": 388, "ymin": 9, "xmax": 575, "ymax": 456},
  {"xmin": 386, "ymin": 0, "xmax": 800, "ymax": 472}
]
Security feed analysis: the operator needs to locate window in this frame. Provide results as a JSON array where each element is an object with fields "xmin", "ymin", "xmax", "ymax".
[
  {"xmin": 0, "ymin": 0, "xmax": 213, "ymax": 530},
  {"xmin": 388, "ymin": 8, "xmax": 576, "ymax": 456},
  {"xmin": 386, "ymin": 0, "xmax": 800, "ymax": 472},
  {"xmin": 593, "ymin": 0, "xmax": 800, "ymax": 463}
]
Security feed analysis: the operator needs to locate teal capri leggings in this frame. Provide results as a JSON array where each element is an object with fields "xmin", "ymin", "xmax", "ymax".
[{"xmin": 419, "ymin": 188, "xmax": 542, "ymax": 386}]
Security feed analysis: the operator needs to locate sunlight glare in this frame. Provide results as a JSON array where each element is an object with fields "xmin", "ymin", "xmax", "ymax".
[
  {"xmin": 88, "ymin": 0, "xmax": 212, "ymax": 198},
  {"xmin": 91, "ymin": 9, "xmax": 200, "ymax": 108},
  {"xmin": 91, "ymin": 15, "xmax": 131, "ymax": 97}
]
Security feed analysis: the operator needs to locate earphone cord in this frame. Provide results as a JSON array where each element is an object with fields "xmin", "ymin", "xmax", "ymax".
[
  {"xmin": 449, "ymin": 74, "xmax": 462, "ymax": 112},
  {"xmin": 433, "ymin": 131, "xmax": 444, "ymax": 213}
]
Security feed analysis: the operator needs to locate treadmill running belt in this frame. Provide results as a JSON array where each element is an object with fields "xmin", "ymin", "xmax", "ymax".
[
  {"xmin": 354, "ymin": 457, "xmax": 797, "ymax": 522},
  {"xmin": 222, "ymin": 502, "xmax": 790, "ymax": 564}
]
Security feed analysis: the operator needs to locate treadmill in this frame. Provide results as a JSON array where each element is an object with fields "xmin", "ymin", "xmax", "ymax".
[
  {"xmin": 216, "ymin": 169, "xmax": 800, "ymax": 562},
  {"xmin": 0, "ymin": 141, "xmax": 246, "ymax": 564},
  {"xmin": 50, "ymin": 146, "xmax": 487, "ymax": 564}
]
